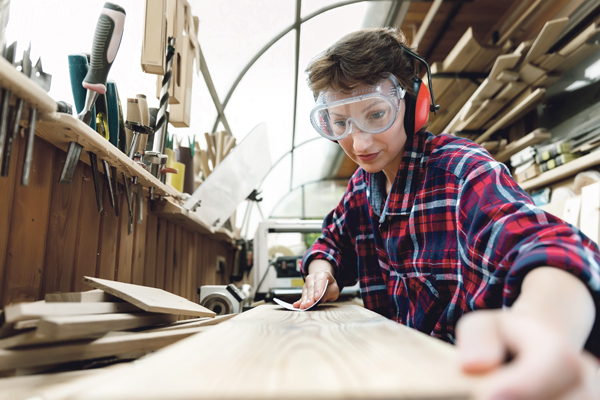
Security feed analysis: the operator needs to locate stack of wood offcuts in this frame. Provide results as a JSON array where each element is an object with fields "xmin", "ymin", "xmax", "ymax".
[{"xmin": 0, "ymin": 277, "xmax": 233, "ymax": 376}]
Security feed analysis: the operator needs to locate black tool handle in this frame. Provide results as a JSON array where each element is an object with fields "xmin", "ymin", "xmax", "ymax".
[{"xmin": 83, "ymin": 2, "xmax": 126, "ymax": 94}]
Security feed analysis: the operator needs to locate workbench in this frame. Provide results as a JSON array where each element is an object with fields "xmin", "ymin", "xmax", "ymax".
[{"xmin": 0, "ymin": 304, "xmax": 480, "ymax": 399}]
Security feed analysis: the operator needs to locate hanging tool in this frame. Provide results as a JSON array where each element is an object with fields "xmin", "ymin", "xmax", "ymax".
[
  {"xmin": 0, "ymin": 41, "xmax": 15, "ymax": 172},
  {"xmin": 125, "ymin": 97, "xmax": 140, "ymax": 153},
  {"xmin": 134, "ymin": 176, "xmax": 143, "ymax": 224},
  {"xmin": 136, "ymin": 94, "xmax": 150, "ymax": 155},
  {"xmin": 106, "ymin": 79, "xmax": 121, "ymax": 149},
  {"xmin": 22, "ymin": 56, "xmax": 52, "ymax": 186},
  {"xmin": 0, "ymin": 43, "xmax": 27, "ymax": 176},
  {"xmin": 88, "ymin": 151, "xmax": 103, "ymax": 212},
  {"xmin": 102, "ymin": 159, "xmax": 116, "ymax": 212},
  {"xmin": 125, "ymin": 121, "xmax": 152, "ymax": 159},
  {"xmin": 121, "ymin": 172, "xmax": 133, "ymax": 235},
  {"xmin": 110, "ymin": 165, "xmax": 119, "ymax": 217}
]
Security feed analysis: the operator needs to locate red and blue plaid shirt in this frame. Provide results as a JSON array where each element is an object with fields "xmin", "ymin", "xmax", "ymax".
[{"xmin": 302, "ymin": 130, "xmax": 600, "ymax": 356}]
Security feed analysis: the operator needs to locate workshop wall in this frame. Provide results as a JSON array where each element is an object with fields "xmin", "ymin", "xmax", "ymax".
[{"xmin": 0, "ymin": 135, "xmax": 234, "ymax": 309}]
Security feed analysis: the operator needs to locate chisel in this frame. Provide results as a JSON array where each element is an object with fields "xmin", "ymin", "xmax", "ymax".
[
  {"xmin": 121, "ymin": 172, "xmax": 133, "ymax": 235},
  {"xmin": 0, "ymin": 41, "xmax": 15, "ymax": 171}
]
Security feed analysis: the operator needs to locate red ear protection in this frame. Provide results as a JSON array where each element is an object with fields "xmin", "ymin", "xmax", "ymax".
[{"xmin": 414, "ymin": 80, "xmax": 431, "ymax": 133}]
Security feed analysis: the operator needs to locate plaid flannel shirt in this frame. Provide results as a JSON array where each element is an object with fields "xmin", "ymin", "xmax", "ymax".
[{"xmin": 302, "ymin": 130, "xmax": 600, "ymax": 356}]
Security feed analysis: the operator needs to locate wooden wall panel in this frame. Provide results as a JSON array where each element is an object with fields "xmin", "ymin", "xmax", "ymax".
[
  {"xmin": 72, "ymin": 164, "xmax": 102, "ymax": 292},
  {"xmin": 0, "ymin": 137, "xmax": 236, "ymax": 309},
  {"xmin": 154, "ymin": 218, "xmax": 167, "ymax": 289},
  {"xmin": 2, "ymin": 137, "xmax": 55, "ymax": 305},
  {"xmin": 131, "ymin": 198, "xmax": 149, "ymax": 286},
  {"xmin": 164, "ymin": 221, "xmax": 175, "ymax": 293},
  {"xmin": 0, "ymin": 134, "xmax": 21, "ymax": 302},
  {"xmin": 42, "ymin": 150, "xmax": 83, "ymax": 295},
  {"xmin": 116, "ymin": 184, "xmax": 134, "ymax": 283}
]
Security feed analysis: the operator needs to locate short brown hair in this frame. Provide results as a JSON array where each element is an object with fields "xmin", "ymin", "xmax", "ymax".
[{"xmin": 306, "ymin": 27, "xmax": 420, "ymax": 98}]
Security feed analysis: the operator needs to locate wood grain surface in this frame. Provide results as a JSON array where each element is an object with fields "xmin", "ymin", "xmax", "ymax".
[{"xmin": 67, "ymin": 305, "xmax": 479, "ymax": 399}]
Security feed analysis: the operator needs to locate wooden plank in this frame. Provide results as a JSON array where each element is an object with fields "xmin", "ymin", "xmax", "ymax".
[
  {"xmin": 4, "ymin": 301, "xmax": 141, "ymax": 323},
  {"xmin": 164, "ymin": 221, "xmax": 175, "ymax": 293},
  {"xmin": 83, "ymin": 276, "xmax": 216, "ymax": 317},
  {"xmin": 3, "ymin": 138, "xmax": 55, "ymax": 306},
  {"xmin": 0, "ymin": 130, "xmax": 20, "ymax": 310},
  {"xmin": 96, "ymin": 170, "xmax": 120, "ymax": 281},
  {"xmin": 0, "ymin": 57, "xmax": 56, "ymax": 115},
  {"xmin": 556, "ymin": 43, "xmax": 600, "ymax": 73},
  {"xmin": 68, "ymin": 305, "xmax": 478, "ymax": 399},
  {"xmin": 0, "ymin": 326, "xmax": 206, "ymax": 371},
  {"xmin": 532, "ymin": 74, "xmax": 562, "ymax": 88},
  {"xmin": 36, "ymin": 312, "xmax": 177, "ymax": 340},
  {"xmin": 45, "ymin": 289, "xmax": 121, "ymax": 303},
  {"xmin": 131, "ymin": 197, "xmax": 149, "ymax": 286},
  {"xmin": 522, "ymin": 17, "xmax": 569, "ymax": 65},
  {"xmin": 42, "ymin": 152, "xmax": 84, "ymax": 296},
  {"xmin": 558, "ymin": 23, "xmax": 598, "ymax": 57},
  {"xmin": 186, "ymin": 231, "xmax": 194, "ymax": 300},
  {"xmin": 520, "ymin": 150, "xmax": 600, "ymax": 191},
  {"xmin": 428, "ymin": 62, "xmax": 453, "ymax": 102},
  {"xmin": 489, "ymin": 53, "xmax": 521, "ymax": 80},
  {"xmin": 497, "ymin": 0, "xmax": 544, "ymax": 45},
  {"xmin": 476, "ymin": 88, "xmax": 546, "ymax": 144},
  {"xmin": 443, "ymin": 27, "xmax": 481, "ymax": 73},
  {"xmin": 116, "ymin": 182, "xmax": 134, "ymax": 284},
  {"xmin": 496, "ymin": 70, "xmax": 520, "ymax": 83},
  {"xmin": 463, "ymin": 47, "xmax": 502, "ymax": 73},
  {"xmin": 143, "ymin": 211, "xmax": 158, "ymax": 288},
  {"xmin": 472, "ymin": 78, "xmax": 505, "ymax": 102},
  {"xmin": 519, "ymin": 63, "xmax": 546, "ymax": 84},
  {"xmin": 460, "ymin": 99, "xmax": 508, "ymax": 131},
  {"xmin": 142, "ymin": 314, "xmax": 236, "ymax": 333},
  {"xmin": 539, "ymin": 52, "xmax": 566, "ymax": 72},
  {"xmin": 495, "ymin": 81, "xmax": 528, "ymax": 101},
  {"xmin": 494, "ymin": 128, "xmax": 552, "ymax": 163},
  {"xmin": 430, "ymin": 80, "xmax": 478, "ymax": 135},
  {"xmin": 151, "ymin": 197, "xmax": 213, "ymax": 235},
  {"xmin": 154, "ymin": 218, "xmax": 168, "ymax": 289},
  {"xmin": 72, "ymin": 163, "xmax": 102, "ymax": 292}
]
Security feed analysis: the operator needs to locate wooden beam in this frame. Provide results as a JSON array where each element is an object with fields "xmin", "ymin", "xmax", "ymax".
[
  {"xmin": 523, "ymin": 17, "xmax": 569, "ymax": 65},
  {"xmin": 45, "ymin": 289, "xmax": 121, "ymax": 303},
  {"xmin": 443, "ymin": 27, "xmax": 482, "ymax": 73}
]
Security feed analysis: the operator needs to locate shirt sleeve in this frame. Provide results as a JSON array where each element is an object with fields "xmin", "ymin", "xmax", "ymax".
[
  {"xmin": 456, "ymin": 160, "xmax": 600, "ymax": 357},
  {"xmin": 301, "ymin": 179, "xmax": 359, "ymax": 290}
]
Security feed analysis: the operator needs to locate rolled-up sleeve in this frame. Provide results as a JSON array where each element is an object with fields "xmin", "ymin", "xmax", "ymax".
[{"xmin": 456, "ymin": 160, "xmax": 600, "ymax": 356}]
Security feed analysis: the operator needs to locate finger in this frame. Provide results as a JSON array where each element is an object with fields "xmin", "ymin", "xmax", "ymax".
[
  {"xmin": 296, "ymin": 280, "xmax": 309, "ymax": 309},
  {"xmin": 301, "ymin": 275, "xmax": 315, "ymax": 309},
  {"xmin": 322, "ymin": 278, "xmax": 340, "ymax": 303},
  {"xmin": 481, "ymin": 313, "xmax": 580, "ymax": 400},
  {"xmin": 558, "ymin": 353, "xmax": 600, "ymax": 400},
  {"xmin": 456, "ymin": 311, "xmax": 505, "ymax": 374},
  {"xmin": 313, "ymin": 271, "xmax": 329, "ymax": 301}
]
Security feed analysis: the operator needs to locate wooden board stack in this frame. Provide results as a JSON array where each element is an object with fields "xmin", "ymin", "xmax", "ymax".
[
  {"xmin": 0, "ymin": 277, "xmax": 233, "ymax": 375},
  {"xmin": 433, "ymin": 15, "xmax": 600, "ymax": 164},
  {"xmin": 198, "ymin": 131, "xmax": 237, "ymax": 179}
]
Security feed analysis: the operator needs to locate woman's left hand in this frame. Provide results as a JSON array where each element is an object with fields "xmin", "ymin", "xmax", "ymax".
[{"xmin": 456, "ymin": 309, "xmax": 600, "ymax": 400}]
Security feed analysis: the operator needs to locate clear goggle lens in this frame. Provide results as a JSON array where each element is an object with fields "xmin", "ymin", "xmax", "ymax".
[{"xmin": 310, "ymin": 75, "xmax": 405, "ymax": 140}]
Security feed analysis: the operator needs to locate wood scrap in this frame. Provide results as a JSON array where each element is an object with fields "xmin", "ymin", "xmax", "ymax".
[
  {"xmin": 532, "ymin": 74, "xmax": 562, "ymax": 88},
  {"xmin": 429, "ymin": 62, "xmax": 454, "ymax": 101},
  {"xmin": 476, "ymin": 88, "xmax": 546, "ymax": 144},
  {"xmin": 459, "ymin": 99, "xmax": 508, "ymax": 131},
  {"xmin": 13, "ymin": 319, "xmax": 38, "ymax": 330},
  {"xmin": 556, "ymin": 43, "xmax": 600, "ymax": 73},
  {"xmin": 430, "ymin": 80, "xmax": 478, "ymax": 134},
  {"xmin": 215, "ymin": 131, "xmax": 225, "ymax": 165},
  {"xmin": 222, "ymin": 136, "xmax": 236, "ymax": 158},
  {"xmin": 494, "ymin": 128, "xmax": 552, "ymax": 163},
  {"xmin": 495, "ymin": 81, "xmax": 528, "ymax": 101},
  {"xmin": 464, "ymin": 47, "xmax": 502, "ymax": 73},
  {"xmin": 514, "ymin": 39, "xmax": 535, "ymax": 56},
  {"xmin": 204, "ymin": 132, "xmax": 215, "ymax": 166},
  {"xmin": 0, "ymin": 327, "xmax": 207, "ymax": 371},
  {"xmin": 539, "ymin": 52, "xmax": 566, "ymax": 72},
  {"xmin": 45, "ymin": 289, "xmax": 121, "ymax": 303},
  {"xmin": 3, "ymin": 301, "xmax": 142, "ymax": 324},
  {"xmin": 141, "ymin": 313, "xmax": 236, "ymax": 333},
  {"xmin": 489, "ymin": 54, "xmax": 522, "ymax": 80},
  {"xmin": 497, "ymin": 0, "xmax": 544, "ymax": 45},
  {"xmin": 36, "ymin": 313, "xmax": 178, "ymax": 341},
  {"xmin": 199, "ymin": 149, "xmax": 211, "ymax": 178},
  {"xmin": 83, "ymin": 276, "xmax": 216, "ymax": 318}
]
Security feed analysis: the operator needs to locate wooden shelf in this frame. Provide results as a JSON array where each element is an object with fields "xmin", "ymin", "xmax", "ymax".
[
  {"xmin": 36, "ymin": 113, "xmax": 178, "ymax": 197},
  {"xmin": 152, "ymin": 197, "xmax": 236, "ymax": 243},
  {"xmin": 0, "ymin": 57, "xmax": 56, "ymax": 115},
  {"xmin": 519, "ymin": 150, "xmax": 600, "ymax": 191}
]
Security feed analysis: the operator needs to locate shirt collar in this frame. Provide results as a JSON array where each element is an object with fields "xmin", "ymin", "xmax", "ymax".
[{"xmin": 367, "ymin": 130, "xmax": 432, "ymax": 220}]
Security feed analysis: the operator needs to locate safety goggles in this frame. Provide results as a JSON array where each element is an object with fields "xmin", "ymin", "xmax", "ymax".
[{"xmin": 309, "ymin": 74, "xmax": 406, "ymax": 141}]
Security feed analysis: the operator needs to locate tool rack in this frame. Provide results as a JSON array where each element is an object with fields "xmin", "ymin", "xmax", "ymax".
[{"xmin": 0, "ymin": 55, "xmax": 237, "ymax": 311}]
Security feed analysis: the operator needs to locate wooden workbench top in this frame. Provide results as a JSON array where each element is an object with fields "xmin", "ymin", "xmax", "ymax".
[{"xmin": 8, "ymin": 304, "xmax": 481, "ymax": 400}]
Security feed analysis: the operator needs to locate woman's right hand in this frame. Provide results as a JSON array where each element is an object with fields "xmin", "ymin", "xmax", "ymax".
[{"xmin": 292, "ymin": 267, "xmax": 339, "ymax": 310}]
